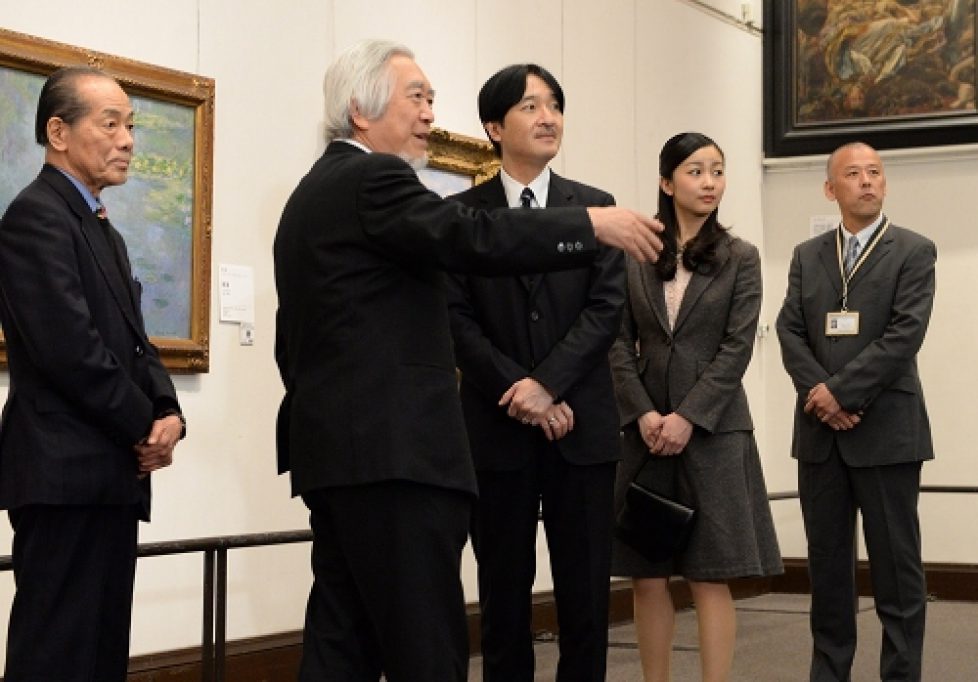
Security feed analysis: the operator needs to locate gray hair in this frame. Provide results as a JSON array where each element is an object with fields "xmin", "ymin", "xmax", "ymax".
[{"xmin": 323, "ymin": 39, "xmax": 414, "ymax": 144}]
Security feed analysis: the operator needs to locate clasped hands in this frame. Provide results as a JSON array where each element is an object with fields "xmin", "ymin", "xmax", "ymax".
[
  {"xmin": 638, "ymin": 410, "xmax": 692, "ymax": 456},
  {"xmin": 803, "ymin": 382, "xmax": 861, "ymax": 431},
  {"xmin": 134, "ymin": 413, "xmax": 183, "ymax": 475},
  {"xmin": 499, "ymin": 377, "xmax": 574, "ymax": 442}
]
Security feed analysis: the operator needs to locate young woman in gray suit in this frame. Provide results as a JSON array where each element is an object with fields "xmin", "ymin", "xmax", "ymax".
[{"xmin": 610, "ymin": 132, "xmax": 782, "ymax": 682}]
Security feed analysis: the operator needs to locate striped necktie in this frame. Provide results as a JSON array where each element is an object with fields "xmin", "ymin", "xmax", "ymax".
[{"xmin": 844, "ymin": 235, "xmax": 860, "ymax": 274}]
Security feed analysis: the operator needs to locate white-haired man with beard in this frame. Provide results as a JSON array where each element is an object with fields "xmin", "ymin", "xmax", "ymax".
[{"xmin": 273, "ymin": 39, "xmax": 663, "ymax": 681}]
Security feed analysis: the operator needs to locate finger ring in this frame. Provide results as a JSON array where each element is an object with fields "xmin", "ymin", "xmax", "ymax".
[
  {"xmin": 521, "ymin": 417, "xmax": 530, "ymax": 424},
  {"xmin": 548, "ymin": 417, "xmax": 557, "ymax": 424}
]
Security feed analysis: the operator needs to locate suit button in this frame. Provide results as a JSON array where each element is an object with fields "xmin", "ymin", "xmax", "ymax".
[
  {"xmin": 530, "ymin": 310, "xmax": 541, "ymax": 322},
  {"xmin": 664, "ymin": 337, "xmax": 672, "ymax": 346},
  {"xmin": 135, "ymin": 344, "xmax": 145, "ymax": 357}
]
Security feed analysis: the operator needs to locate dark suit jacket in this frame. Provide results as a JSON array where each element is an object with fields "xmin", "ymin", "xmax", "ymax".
[
  {"xmin": 445, "ymin": 173, "xmax": 624, "ymax": 470},
  {"xmin": 611, "ymin": 234, "xmax": 760, "ymax": 434},
  {"xmin": 776, "ymin": 220, "xmax": 936, "ymax": 466},
  {"xmin": 273, "ymin": 142, "xmax": 601, "ymax": 497},
  {"xmin": 0, "ymin": 164, "xmax": 180, "ymax": 518}
]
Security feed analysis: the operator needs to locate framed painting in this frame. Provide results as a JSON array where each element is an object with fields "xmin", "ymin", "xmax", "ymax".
[
  {"xmin": 0, "ymin": 27, "xmax": 214, "ymax": 372},
  {"xmin": 419, "ymin": 127, "xmax": 499, "ymax": 196},
  {"xmin": 764, "ymin": 1, "xmax": 977, "ymax": 157}
]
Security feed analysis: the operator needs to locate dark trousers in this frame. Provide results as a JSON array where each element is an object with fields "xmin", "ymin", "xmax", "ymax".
[
  {"xmin": 4, "ymin": 504, "xmax": 139, "ymax": 682},
  {"xmin": 299, "ymin": 481, "xmax": 471, "ymax": 682},
  {"xmin": 472, "ymin": 449, "xmax": 617, "ymax": 682},
  {"xmin": 799, "ymin": 447, "xmax": 926, "ymax": 682}
]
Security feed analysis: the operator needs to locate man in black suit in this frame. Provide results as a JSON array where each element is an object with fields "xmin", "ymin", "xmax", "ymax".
[
  {"xmin": 0, "ymin": 67, "xmax": 185, "ymax": 681},
  {"xmin": 776, "ymin": 142, "xmax": 936, "ymax": 682},
  {"xmin": 444, "ymin": 64, "xmax": 622, "ymax": 682},
  {"xmin": 273, "ymin": 41, "xmax": 662, "ymax": 682}
]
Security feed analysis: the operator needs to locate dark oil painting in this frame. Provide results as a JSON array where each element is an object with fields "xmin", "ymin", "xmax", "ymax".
[{"xmin": 795, "ymin": 0, "xmax": 974, "ymax": 124}]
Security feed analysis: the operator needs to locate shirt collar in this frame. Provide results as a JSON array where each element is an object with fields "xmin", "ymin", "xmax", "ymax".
[
  {"xmin": 843, "ymin": 212, "xmax": 883, "ymax": 248},
  {"xmin": 336, "ymin": 138, "xmax": 372, "ymax": 154},
  {"xmin": 53, "ymin": 166, "xmax": 100, "ymax": 213},
  {"xmin": 499, "ymin": 166, "xmax": 551, "ymax": 208}
]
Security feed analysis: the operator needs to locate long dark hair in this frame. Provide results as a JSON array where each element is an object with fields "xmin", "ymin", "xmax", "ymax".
[{"xmin": 654, "ymin": 132, "xmax": 729, "ymax": 281}]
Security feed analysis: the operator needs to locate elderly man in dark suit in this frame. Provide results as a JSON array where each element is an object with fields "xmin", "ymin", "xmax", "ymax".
[
  {"xmin": 776, "ymin": 141, "xmax": 936, "ymax": 682},
  {"xmin": 273, "ymin": 40, "xmax": 661, "ymax": 682},
  {"xmin": 0, "ymin": 67, "xmax": 185, "ymax": 681},
  {"xmin": 444, "ymin": 64, "xmax": 623, "ymax": 682}
]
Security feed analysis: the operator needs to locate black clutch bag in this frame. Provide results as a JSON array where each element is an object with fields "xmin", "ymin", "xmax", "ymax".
[{"xmin": 615, "ymin": 461, "xmax": 696, "ymax": 563}]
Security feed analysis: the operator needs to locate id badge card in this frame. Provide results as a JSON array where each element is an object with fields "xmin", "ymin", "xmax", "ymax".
[{"xmin": 826, "ymin": 311, "xmax": 859, "ymax": 336}]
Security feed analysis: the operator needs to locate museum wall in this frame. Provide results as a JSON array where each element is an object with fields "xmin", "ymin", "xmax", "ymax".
[{"xmin": 2, "ymin": 0, "xmax": 974, "ymax": 661}]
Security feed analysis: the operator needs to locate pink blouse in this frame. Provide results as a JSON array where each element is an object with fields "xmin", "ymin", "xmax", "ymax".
[{"xmin": 663, "ymin": 258, "xmax": 692, "ymax": 331}]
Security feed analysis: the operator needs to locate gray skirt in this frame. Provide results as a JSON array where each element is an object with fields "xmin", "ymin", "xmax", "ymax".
[{"xmin": 611, "ymin": 426, "xmax": 783, "ymax": 581}]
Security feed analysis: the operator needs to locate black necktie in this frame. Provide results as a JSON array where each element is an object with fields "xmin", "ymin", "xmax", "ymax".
[
  {"xmin": 94, "ymin": 203, "xmax": 135, "ymax": 304},
  {"xmin": 519, "ymin": 187, "xmax": 539, "ymax": 288},
  {"xmin": 94, "ymin": 202, "xmax": 117, "ymax": 252}
]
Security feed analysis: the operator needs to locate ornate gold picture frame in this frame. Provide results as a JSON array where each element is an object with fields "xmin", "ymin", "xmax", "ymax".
[
  {"xmin": 0, "ymin": 27, "xmax": 214, "ymax": 372},
  {"xmin": 422, "ymin": 127, "xmax": 500, "ymax": 193}
]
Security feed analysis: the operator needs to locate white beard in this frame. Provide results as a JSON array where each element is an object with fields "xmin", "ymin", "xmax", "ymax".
[{"xmin": 400, "ymin": 152, "xmax": 428, "ymax": 171}]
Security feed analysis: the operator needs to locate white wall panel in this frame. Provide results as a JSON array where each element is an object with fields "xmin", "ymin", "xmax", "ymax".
[
  {"xmin": 561, "ymin": 1, "xmax": 637, "ymax": 206},
  {"xmin": 332, "ymin": 0, "xmax": 479, "ymax": 136},
  {"xmin": 472, "ymin": 0, "xmax": 565, "ymax": 151},
  {"xmin": 0, "ymin": 0, "xmax": 201, "ymax": 73}
]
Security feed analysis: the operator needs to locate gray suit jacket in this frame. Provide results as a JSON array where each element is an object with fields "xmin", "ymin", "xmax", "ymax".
[
  {"xmin": 611, "ymin": 234, "xmax": 760, "ymax": 434},
  {"xmin": 775, "ymin": 220, "xmax": 936, "ymax": 466}
]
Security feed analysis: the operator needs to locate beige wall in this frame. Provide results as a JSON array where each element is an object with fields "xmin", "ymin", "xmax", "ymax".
[
  {"xmin": 0, "ymin": 0, "xmax": 974, "ymax": 660},
  {"xmin": 761, "ymin": 146, "xmax": 978, "ymax": 560}
]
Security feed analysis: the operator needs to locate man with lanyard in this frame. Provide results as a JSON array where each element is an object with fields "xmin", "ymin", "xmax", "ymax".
[{"xmin": 776, "ymin": 141, "xmax": 936, "ymax": 682}]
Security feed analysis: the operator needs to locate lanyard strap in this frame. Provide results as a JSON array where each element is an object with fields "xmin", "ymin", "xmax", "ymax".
[{"xmin": 836, "ymin": 218, "xmax": 890, "ymax": 310}]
